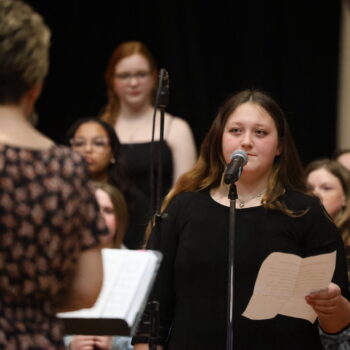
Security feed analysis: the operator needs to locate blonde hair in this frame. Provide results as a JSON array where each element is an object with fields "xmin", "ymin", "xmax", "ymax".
[
  {"xmin": 93, "ymin": 182, "xmax": 128, "ymax": 248},
  {"xmin": 0, "ymin": 0, "xmax": 50, "ymax": 103}
]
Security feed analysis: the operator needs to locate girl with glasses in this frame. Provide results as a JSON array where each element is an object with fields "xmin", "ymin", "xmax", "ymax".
[
  {"xmin": 66, "ymin": 118, "xmax": 149, "ymax": 249},
  {"xmin": 100, "ymin": 41, "xmax": 197, "ymax": 209}
]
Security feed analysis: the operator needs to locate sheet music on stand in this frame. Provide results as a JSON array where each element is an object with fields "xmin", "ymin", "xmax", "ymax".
[{"xmin": 58, "ymin": 249, "xmax": 162, "ymax": 336}]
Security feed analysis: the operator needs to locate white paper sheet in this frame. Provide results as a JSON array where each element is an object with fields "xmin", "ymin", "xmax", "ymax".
[
  {"xmin": 242, "ymin": 251, "xmax": 336, "ymax": 323},
  {"xmin": 58, "ymin": 249, "xmax": 162, "ymax": 327}
]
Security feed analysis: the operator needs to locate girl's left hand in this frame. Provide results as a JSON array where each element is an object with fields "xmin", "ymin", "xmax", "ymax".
[{"xmin": 305, "ymin": 282, "xmax": 341, "ymax": 318}]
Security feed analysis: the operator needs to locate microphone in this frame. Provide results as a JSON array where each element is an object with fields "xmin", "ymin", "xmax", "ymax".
[
  {"xmin": 157, "ymin": 68, "xmax": 169, "ymax": 108},
  {"xmin": 224, "ymin": 149, "xmax": 248, "ymax": 184}
]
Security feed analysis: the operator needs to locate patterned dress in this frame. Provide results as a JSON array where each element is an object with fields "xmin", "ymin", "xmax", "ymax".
[{"xmin": 0, "ymin": 144, "xmax": 108, "ymax": 350}]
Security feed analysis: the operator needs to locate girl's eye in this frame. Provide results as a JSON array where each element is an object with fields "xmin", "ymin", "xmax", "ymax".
[
  {"xmin": 101, "ymin": 207, "xmax": 115, "ymax": 215},
  {"xmin": 256, "ymin": 129, "xmax": 267, "ymax": 136},
  {"xmin": 229, "ymin": 127, "xmax": 241, "ymax": 134}
]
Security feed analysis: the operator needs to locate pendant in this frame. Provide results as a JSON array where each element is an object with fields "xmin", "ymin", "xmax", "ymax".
[{"xmin": 239, "ymin": 200, "xmax": 245, "ymax": 208}]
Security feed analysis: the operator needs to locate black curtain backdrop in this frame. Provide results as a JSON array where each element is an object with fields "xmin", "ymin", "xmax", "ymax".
[{"xmin": 27, "ymin": 1, "xmax": 341, "ymax": 165}]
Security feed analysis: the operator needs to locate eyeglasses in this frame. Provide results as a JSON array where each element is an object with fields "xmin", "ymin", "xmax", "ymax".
[
  {"xmin": 114, "ymin": 70, "xmax": 151, "ymax": 82},
  {"xmin": 70, "ymin": 137, "xmax": 110, "ymax": 151}
]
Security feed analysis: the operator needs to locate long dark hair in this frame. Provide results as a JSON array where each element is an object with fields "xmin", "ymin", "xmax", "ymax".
[{"xmin": 65, "ymin": 117, "xmax": 131, "ymax": 198}]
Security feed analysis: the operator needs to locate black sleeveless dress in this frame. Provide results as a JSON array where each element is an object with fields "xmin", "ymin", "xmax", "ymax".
[{"xmin": 120, "ymin": 140, "xmax": 174, "ymax": 206}]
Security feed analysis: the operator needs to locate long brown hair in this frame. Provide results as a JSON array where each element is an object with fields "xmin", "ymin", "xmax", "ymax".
[
  {"xmin": 164, "ymin": 89, "xmax": 306, "ymax": 212},
  {"xmin": 305, "ymin": 158, "xmax": 350, "ymax": 242},
  {"xmin": 101, "ymin": 41, "xmax": 157, "ymax": 126},
  {"xmin": 144, "ymin": 89, "xmax": 307, "ymax": 244},
  {"xmin": 93, "ymin": 181, "xmax": 128, "ymax": 248}
]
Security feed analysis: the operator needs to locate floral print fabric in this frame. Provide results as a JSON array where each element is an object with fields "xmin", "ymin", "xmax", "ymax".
[{"xmin": 0, "ymin": 144, "xmax": 107, "ymax": 350}]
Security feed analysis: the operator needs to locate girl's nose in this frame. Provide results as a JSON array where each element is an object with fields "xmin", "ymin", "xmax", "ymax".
[
  {"xmin": 129, "ymin": 76, "xmax": 139, "ymax": 86},
  {"xmin": 83, "ymin": 142, "xmax": 93, "ymax": 152},
  {"xmin": 241, "ymin": 132, "xmax": 253, "ymax": 148},
  {"xmin": 312, "ymin": 187, "xmax": 322, "ymax": 199}
]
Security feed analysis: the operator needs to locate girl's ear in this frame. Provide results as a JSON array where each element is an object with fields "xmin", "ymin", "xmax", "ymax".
[{"xmin": 275, "ymin": 143, "xmax": 282, "ymax": 157}]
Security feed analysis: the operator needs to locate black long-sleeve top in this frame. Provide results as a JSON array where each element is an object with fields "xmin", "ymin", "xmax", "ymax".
[{"xmin": 135, "ymin": 190, "xmax": 349, "ymax": 350}]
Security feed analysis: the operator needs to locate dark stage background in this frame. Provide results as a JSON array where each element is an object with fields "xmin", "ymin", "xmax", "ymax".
[{"xmin": 27, "ymin": 1, "xmax": 341, "ymax": 165}]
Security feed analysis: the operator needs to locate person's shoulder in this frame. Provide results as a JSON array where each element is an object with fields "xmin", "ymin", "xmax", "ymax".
[
  {"xmin": 168, "ymin": 191, "xmax": 208, "ymax": 208},
  {"xmin": 34, "ymin": 132, "xmax": 54, "ymax": 149},
  {"xmin": 284, "ymin": 190, "xmax": 318, "ymax": 203},
  {"xmin": 49, "ymin": 145, "xmax": 85, "ymax": 162},
  {"xmin": 284, "ymin": 190, "xmax": 327, "ymax": 217},
  {"xmin": 163, "ymin": 191, "xmax": 207, "ymax": 222},
  {"xmin": 165, "ymin": 113, "xmax": 193, "ymax": 134},
  {"xmin": 47, "ymin": 145, "xmax": 89, "ymax": 177},
  {"xmin": 169, "ymin": 115, "xmax": 191, "ymax": 128},
  {"xmin": 176, "ymin": 190, "xmax": 206, "ymax": 200}
]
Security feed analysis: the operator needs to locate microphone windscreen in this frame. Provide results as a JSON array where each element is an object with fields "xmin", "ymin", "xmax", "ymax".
[{"xmin": 230, "ymin": 149, "xmax": 248, "ymax": 165}]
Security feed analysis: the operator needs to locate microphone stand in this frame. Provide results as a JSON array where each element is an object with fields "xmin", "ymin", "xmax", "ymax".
[
  {"xmin": 150, "ymin": 68, "xmax": 169, "ymax": 218},
  {"xmin": 226, "ymin": 182, "xmax": 238, "ymax": 350},
  {"xmin": 148, "ymin": 300, "xmax": 160, "ymax": 350},
  {"xmin": 148, "ymin": 68, "xmax": 169, "ymax": 350}
]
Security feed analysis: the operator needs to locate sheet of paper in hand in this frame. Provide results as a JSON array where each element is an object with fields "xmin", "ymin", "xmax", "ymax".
[{"xmin": 242, "ymin": 251, "xmax": 336, "ymax": 323}]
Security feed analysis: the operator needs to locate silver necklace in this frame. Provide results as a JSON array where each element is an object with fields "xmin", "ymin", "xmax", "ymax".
[{"xmin": 237, "ymin": 191, "xmax": 265, "ymax": 208}]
